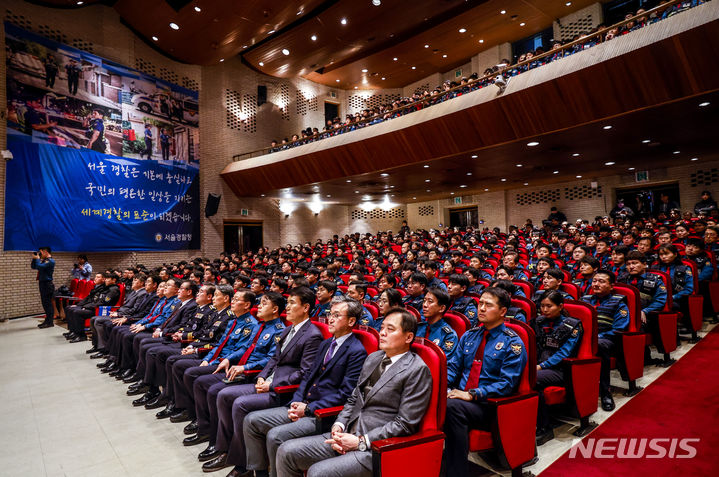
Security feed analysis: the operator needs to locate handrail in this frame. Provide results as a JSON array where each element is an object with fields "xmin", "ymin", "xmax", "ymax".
[{"xmin": 231, "ymin": 0, "xmax": 692, "ymax": 162}]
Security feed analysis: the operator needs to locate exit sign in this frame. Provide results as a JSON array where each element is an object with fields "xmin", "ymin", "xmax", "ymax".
[
  {"xmin": 635, "ymin": 171, "xmax": 649, "ymax": 182},
  {"xmin": 453, "ymin": 196, "xmax": 462, "ymax": 205},
  {"xmin": 240, "ymin": 209, "xmax": 249, "ymax": 216}
]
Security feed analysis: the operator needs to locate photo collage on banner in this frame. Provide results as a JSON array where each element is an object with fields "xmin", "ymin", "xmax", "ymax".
[{"xmin": 3, "ymin": 22, "xmax": 201, "ymax": 252}]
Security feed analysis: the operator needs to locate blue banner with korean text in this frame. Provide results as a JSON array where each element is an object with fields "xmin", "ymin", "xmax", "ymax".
[{"xmin": 4, "ymin": 140, "xmax": 200, "ymax": 251}]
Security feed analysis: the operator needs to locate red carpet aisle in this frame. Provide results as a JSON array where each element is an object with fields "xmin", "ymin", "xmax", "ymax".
[{"xmin": 541, "ymin": 327, "xmax": 719, "ymax": 476}]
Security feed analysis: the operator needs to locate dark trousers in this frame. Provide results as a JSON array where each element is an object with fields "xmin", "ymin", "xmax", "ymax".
[
  {"xmin": 170, "ymin": 358, "xmax": 204, "ymax": 411},
  {"xmin": 443, "ymin": 399, "xmax": 493, "ymax": 477},
  {"xmin": 161, "ymin": 353, "xmax": 196, "ymax": 399},
  {"xmin": 536, "ymin": 368, "xmax": 565, "ymax": 430},
  {"xmin": 135, "ymin": 338, "xmax": 166, "ymax": 378},
  {"xmin": 67, "ymin": 306, "xmax": 94, "ymax": 335},
  {"xmin": 179, "ymin": 365, "xmax": 218, "ymax": 418},
  {"xmin": 598, "ymin": 336, "xmax": 618, "ymax": 395},
  {"xmin": 108, "ymin": 324, "xmax": 132, "ymax": 360},
  {"xmin": 145, "ymin": 343, "xmax": 181, "ymax": 388},
  {"xmin": 38, "ymin": 280, "xmax": 54, "ymax": 325},
  {"xmin": 120, "ymin": 331, "xmax": 153, "ymax": 370},
  {"xmin": 193, "ymin": 374, "xmax": 228, "ymax": 441},
  {"xmin": 142, "ymin": 138, "xmax": 152, "ymax": 158},
  {"xmin": 161, "ymin": 142, "xmax": 170, "ymax": 161}
]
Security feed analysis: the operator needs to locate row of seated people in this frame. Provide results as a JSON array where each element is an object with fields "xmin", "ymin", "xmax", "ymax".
[{"xmin": 264, "ymin": 0, "xmax": 707, "ymax": 155}]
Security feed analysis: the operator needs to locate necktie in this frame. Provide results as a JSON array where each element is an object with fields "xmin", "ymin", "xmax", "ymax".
[
  {"xmin": 237, "ymin": 323, "xmax": 265, "ymax": 365},
  {"xmin": 281, "ymin": 326, "xmax": 296, "ymax": 354},
  {"xmin": 207, "ymin": 320, "xmax": 237, "ymax": 363},
  {"xmin": 324, "ymin": 339, "xmax": 337, "ymax": 365},
  {"xmin": 363, "ymin": 356, "xmax": 392, "ymax": 398},
  {"xmin": 464, "ymin": 332, "xmax": 488, "ymax": 391}
]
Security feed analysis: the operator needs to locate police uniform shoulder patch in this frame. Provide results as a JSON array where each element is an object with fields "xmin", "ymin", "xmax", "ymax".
[
  {"xmin": 243, "ymin": 328, "xmax": 251, "ymax": 336},
  {"xmin": 262, "ymin": 333, "xmax": 270, "ymax": 341},
  {"xmin": 275, "ymin": 323, "xmax": 284, "ymax": 329},
  {"xmin": 572, "ymin": 328, "xmax": 579, "ymax": 337},
  {"xmin": 444, "ymin": 340, "xmax": 455, "ymax": 351},
  {"xmin": 495, "ymin": 341, "xmax": 504, "ymax": 350},
  {"xmin": 213, "ymin": 321, "xmax": 221, "ymax": 326},
  {"xmin": 510, "ymin": 343, "xmax": 523, "ymax": 355},
  {"xmin": 503, "ymin": 328, "xmax": 517, "ymax": 337},
  {"xmin": 360, "ymin": 318, "xmax": 369, "ymax": 325},
  {"xmin": 620, "ymin": 309, "xmax": 628, "ymax": 316},
  {"xmin": 468, "ymin": 310, "xmax": 475, "ymax": 317},
  {"xmin": 274, "ymin": 335, "xmax": 282, "ymax": 343},
  {"xmin": 660, "ymin": 285, "xmax": 666, "ymax": 291},
  {"xmin": 171, "ymin": 305, "xmax": 176, "ymax": 311}
]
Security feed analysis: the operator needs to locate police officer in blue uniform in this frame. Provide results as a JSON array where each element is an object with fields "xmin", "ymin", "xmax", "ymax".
[
  {"xmin": 531, "ymin": 269, "xmax": 572, "ymax": 309},
  {"xmin": 32, "ymin": 247, "xmax": 56, "ymax": 328},
  {"xmin": 573, "ymin": 256, "xmax": 600, "ymax": 296},
  {"xmin": 620, "ymin": 251, "xmax": 667, "ymax": 321},
  {"xmin": 464, "ymin": 268, "xmax": 486, "ymax": 295},
  {"xmin": 141, "ymin": 123, "xmax": 153, "ymax": 159},
  {"xmin": 417, "ymin": 288, "xmax": 458, "ymax": 360},
  {"xmin": 655, "ymin": 244, "xmax": 694, "ymax": 310},
  {"xmin": 312, "ymin": 280, "xmax": 335, "ymax": 318},
  {"xmin": 581, "ymin": 270, "xmax": 631, "ymax": 411},
  {"xmin": 402, "ymin": 272, "xmax": 427, "ymax": 312},
  {"xmin": 490, "ymin": 280, "xmax": 527, "ymax": 322},
  {"xmin": 421, "ymin": 260, "xmax": 448, "ymax": 292},
  {"xmin": 86, "ymin": 109, "xmax": 106, "ymax": 153},
  {"xmin": 345, "ymin": 281, "xmax": 375, "ymax": 327},
  {"xmin": 533, "ymin": 290, "xmax": 582, "ymax": 444},
  {"xmin": 444, "ymin": 288, "xmax": 527, "ymax": 477},
  {"xmin": 447, "ymin": 274, "xmax": 478, "ymax": 327}
]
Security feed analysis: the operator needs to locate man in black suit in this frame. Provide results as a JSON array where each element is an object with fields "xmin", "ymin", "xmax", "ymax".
[
  {"xmin": 276, "ymin": 308, "xmax": 432, "ymax": 477},
  {"xmin": 208, "ymin": 287, "xmax": 323, "ymax": 475},
  {"xmin": 243, "ymin": 295, "xmax": 369, "ymax": 477}
]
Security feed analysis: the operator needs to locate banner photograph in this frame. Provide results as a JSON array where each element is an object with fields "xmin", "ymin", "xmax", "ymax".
[{"xmin": 3, "ymin": 22, "xmax": 200, "ymax": 251}]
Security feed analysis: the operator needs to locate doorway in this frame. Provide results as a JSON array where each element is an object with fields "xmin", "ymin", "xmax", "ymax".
[
  {"xmin": 615, "ymin": 182, "xmax": 681, "ymax": 219},
  {"xmin": 324, "ymin": 101, "xmax": 339, "ymax": 124},
  {"xmin": 449, "ymin": 207, "xmax": 479, "ymax": 228},
  {"xmin": 223, "ymin": 221, "xmax": 263, "ymax": 255}
]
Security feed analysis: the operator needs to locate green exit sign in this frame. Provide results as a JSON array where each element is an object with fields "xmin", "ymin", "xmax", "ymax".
[
  {"xmin": 453, "ymin": 196, "xmax": 462, "ymax": 205},
  {"xmin": 241, "ymin": 209, "xmax": 249, "ymax": 216}
]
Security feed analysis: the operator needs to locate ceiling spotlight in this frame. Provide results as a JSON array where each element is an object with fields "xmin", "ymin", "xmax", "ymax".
[
  {"xmin": 471, "ymin": 155, "xmax": 478, "ymax": 158},
  {"xmin": 268, "ymin": 30, "xmax": 275, "ymax": 34},
  {"xmin": 527, "ymin": 141, "xmax": 539, "ymax": 146},
  {"xmin": 311, "ymin": 35, "xmax": 317, "ymax": 41},
  {"xmin": 282, "ymin": 48, "xmax": 290, "ymax": 55},
  {"xmin": 524, "ymin": 182, "xmax": 529, "ymax": 186},
  {"xmin": 424, "ymin": 44, "xmax": 429, "ymax": 48},
  {"xmin": 467, "ymin": 172, "xmax": 472, "ymax": 176},
  {"xmin": 501, "ymin": 10, "xmax": 506, "ymax": 14},
  {"xmin": 673, "ymin": 151, "xmax": 680, "ymax": 154},
  {"xmin": 411, "ymin": 66, "xmax": 416, "ymax": 70},
  {"xmin": 553, "ymin": 170, "xmax": 559, "ymax": 174},
  {"xmin": 628, "ymin": 167, "xmax": 636, "ymax": 171},
  {"xmin": 354, "ymin": 86, "xmax": 358, "ymax": 89},
  {"xmin": 460, "ymin": 185, "xmax": 467, "ymax": 188},
  {"xmin": 576, "ymin": 175, "xmax": 582, "ymax": 178},
  {"xmin": 219, "ymin": 58, "xmax": 224, "ymax": 62},
  {"xmin": 566, "ymin": 2, "xmax": 572, "ymax": 5},
  {"xmin": 258, "ymin": 62, "xmax": 264, "ymax": 66},
  {"xmin": 426, "ymin": 189, "xmax": 431, "ymax": 192},
  {"xmin": 413, "ymin": 197, "xmax": 417, "ymax": 200},
  {"xmin": 520, "ymin": 22, "xmax": 526, "ymax": 26},
  {"xmin": 336, "ymin": 79, "xmax": 340, "ymax": 82},
  {"xmin": 77, "ymin": 1, "xmax": 83, "ymax": 4},
  {"xmin": 372, "ymin": 0, "xmax": 382, "ymax": 6},
  {"xmin": 501, "ymin": 178, "xmax": 507, "ymax": 182},
  {"xmin": 691, "ymin": 157, "xmax": 699, "ymax": 161},
  {"xmin": 381, "ymin": 173, "xmax": 389, "ymax": 177},
  {"xmin": 355, "ymin": 190, "xmax": 359, "ymax": 193},
  {"xmin": 425, "ymin": 179, "xmax": 430, "ymax": 182},
  {"xmin": 340, "ymin": 18, "xmax": 347, "ymax": 25},
  {"xmin": 484, "ymin": 188, "xmax": 489, "ymax": 191},
  {"xmin": 442, "ymin": 54, "xmax": 447, "ymax": 58},
  {"xmin": 479, "ymin": 39, "xmax": 484, "ymax": 43},
  {"xmin": 642, "ymin": 139, "xmax": 651, "ymax": 143},
  {"xmin": 459, "ymin": 28, "xmax": 467, "ymax": 33},
  {"xmin": 381, "ymin": 77, "xmax": 386, "ymax": 80},
  {"xmin": 393, "ymin": 57, "xmax": 398, "ymax": 61},
  {"xmin": 603, "ymin": 125, "xmax": 612, "ymax": 130},
  {"xmin": 152, "ymin": 36, "xmax": 159, "ymax": 41},
  {"xmin": 423, "ymin": 165, "xmax": 429, "ymax": 168},
  {"xmin": 194, "ymin": 6, "xmax": 201, "ymax": 12},
  {"xmin": 699, "ymin": 102, "xmax": 710, "ymax": 107},
  {"xmin": 346, "ymin": 179, "xmax": 352, "ymax": 183},
  {"xmin": 260, "ymin": 194, "xmax": 265, "ymax": 197},
  {"xmin": 326, "ymin": 194, "xmax": 331, "ymax": 197},
  {"xmin": 450, "ymin": 192, "xmax": 455, "ymax": 195},
  {"xmin": 572, "ymin": 153, "xmax": 580, "ymax": 157},
  {"xmin": 361, "ymin": 68, "xmax": 368, "ymax": 72},
  {"xmin": 169, "ymin": 22, "xmax": 180, "ymax": 30},
  {"xmin": 605, "ymin": 161, "xmax": 615, "ymax": 165},
  {"xmin": 516, "ymin": 164, "xmax": 523, "ymax": 167}
]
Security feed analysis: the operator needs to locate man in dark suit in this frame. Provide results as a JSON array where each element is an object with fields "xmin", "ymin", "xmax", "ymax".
[
  {"xmin": 242, "ymin": 296, "xmax": 369, "ymax": 477},
  {"xmin": 207, "ymin": 287, "xmax": 323, "ymax": 475},
  {"xmin": 276, "ymin": 308, "xmax": 432, "ymax": 477}
]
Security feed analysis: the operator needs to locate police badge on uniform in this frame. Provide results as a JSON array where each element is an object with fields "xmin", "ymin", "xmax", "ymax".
[
  {"xmin": 275, "ymin": 335, "xmax": 282, "ymax": 343},
  {"xmin": 433, "ymin": 338, "xmax": 440, "ymax": 345},
  {"xmin": 572, "ymin": 328, "xmax": 579, "ymax": 337},
  {"xmin": 510, "ymin": 343, "xmax": 522, "ymax": 355},
  {"xmin": 243, "ymin": 328, "xmax": 251, "ymax": 335},
  {"xmin": 444, "ymin": 340, "xmax": 455, "ymax": 351},
  {"xmin": 620, "ymin": 309, "xmax": 628, "ymax": 316},
  {"xmin": 263, "ymin": 333, "xmax": 271, "ymax": 341},
  {"xmin": 495, "ymin": 341, "xmax": 504, "ymax": 350},
  {"xmin": 235, "ymin": 328, "xmax": 242, "ymax": 335}
]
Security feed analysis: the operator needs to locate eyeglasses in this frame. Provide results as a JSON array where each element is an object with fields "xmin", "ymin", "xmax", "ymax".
[{"xmin": 328, "ymin": 312, "xmax": 348, "ymax": 319}]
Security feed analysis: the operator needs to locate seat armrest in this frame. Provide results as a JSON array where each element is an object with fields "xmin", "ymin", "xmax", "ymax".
[
  {"xmin": 371, "ymin": 430, "xmax": 445, "ymax": 453},
  {"xmin": 313, "ymin": 406, "xmax": 344, "ymax": 419},
  {"xmin": 486, "ymin": 391, "xmax": 538, "ymax": 406},
  {"xmin": 243, "ymin": 369, "xmax": 261, "ymax": 377},
  {"xmin": 196, "ymin": 348, "xmax": 210, "ymax": 357},
  {"xmin": 562, "ymin": 357, "xmax": 601, "ymax": 366},
  {"xmin": 273, "ymin": 384, "xmax": 300, "ymax": 394}
]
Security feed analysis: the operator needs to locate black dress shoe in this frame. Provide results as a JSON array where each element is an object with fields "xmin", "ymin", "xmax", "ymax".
[
  {"xmin": 89, "ymin": 352, "xmax": 105, "ymax": 359},
  {"xmin": 123, "ymin": 372, "xmax": 141, "ymax": 384},
  {"xmin": 62, "ymin": 331, "xmax": 73, "ymax": 337},
  {"xmin": 85, "ymin": 347, "xmax": 98, "ymax": 354},
  {"xmin": 64, "ymin": 332, "xmax": 78, "ymax": 340},
  {"xmin": 170, "ymin": 409, "xmax": 191, "ymax": 423},
  {"xmin": 183, "ymin": 420, "xmax": 198, "ymax": 434},
  {"xmin": 97, "ymin": 359, "xmax": 113, "ymax": 369},
  {"xmin": 126, "ymin": 384, "xmax": 149, "ymax": 396},
  {"xmin": 183, "ymin": 433, "xmax": 210, "ymax": 446},
  {"xmin": 536, "ymin": 427, "xmax": 554, "ymax": 446},
  {"xmin": 132, "ymin": 390, "xmax": 160, "ymax": 407},
  {"xmin": 601, "ymin": 394, "xmax": 616, "ymax": 412},
  {"xmin": 38, "ymin": 322, "xmax": 54, "ymax": 328},
  {"xmin": 202, "ymin": 453, "xmax": 230, "ymax": 472},
  {"xmin": 198, "ymin": 445, "xmax": 220, "ymax": 462},
  {"xmin": 145, "ymin": 396, "xmax": 169, "ymax": 410},
  {"xmin": 70, "ymin": 335, "xmax": 87, "ymax": 343},
  {"xmin": 156, "ymin": 403, "xmax": 175, "ymax": 419},
  {"xmin": 118, "ymin": 369, "xmax": 134, "ymax": 380},
  {"xmin": 225, "ymin": 468, "xmax": 253, "ymax": 477},
  {"xmin": 108, "ymin": 368, "xmax": 122, "ymax": 377},
  {"xmin": 102, "ymin": 363, "xmax": 119, "ymax": 373}
]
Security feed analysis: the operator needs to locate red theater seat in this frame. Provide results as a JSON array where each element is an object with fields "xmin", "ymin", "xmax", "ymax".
[
  {"xmin": 443, "ymin": 311, "xmax": 470, "ymax": 338},
  {"xmin": 611, "ymin": 284, "xmax": 647, "ymax": 395},
  {"xmin": 647, "ymin": 270, "xmax": 680, "ymax": 367},
  {"xmin": 680, "ymin": 259, "xmax": 704, "ymax": 342}
]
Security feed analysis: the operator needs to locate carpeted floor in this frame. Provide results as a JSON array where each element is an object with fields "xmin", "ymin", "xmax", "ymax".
[{"xmin": 541, "ymin": 326, "xmax": 719, "ymax": 476}]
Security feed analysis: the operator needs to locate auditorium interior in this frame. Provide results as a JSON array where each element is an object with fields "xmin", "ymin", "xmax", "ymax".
[{"xmin": 1, "ymin": 0, "xmax": 718, "ymax": 476}]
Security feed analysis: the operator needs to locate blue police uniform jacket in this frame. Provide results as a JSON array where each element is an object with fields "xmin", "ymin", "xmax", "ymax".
[
  {"xmin": 532, "ymin": 314, "xmax": 582, "ymax": 370},
  {"xmin": 403, "ymin": 294, "xmax": 424, "ymax": 311},
  {"xmin": 311, "ymin": 301, "xmax": 331, "ymax": 318},
  {"xmin": 510, "ymin": 268, "xmax": 529, "ymax": 281},
  {"xmin": 450, "ymin": 296, "xmax": 478, "ymax": 327},
  {"xmin": 447, "ymin": 323, "xmax": 527, "ymax": 401},
  {"xmin": 31, "ymin": 258, "xmax": 55, "ymax": 281},
  {"xmin": 357, "ymin": 307, "xmax": 375, "ymax": 328},
  {"xmin": 141, "ymin": 296, "xmax": 181, "ymax": 330},
  {"xmin": 621, "ymin": 273, "xmax": 667, "ymax": 314},
  {"xmin": 228, "ymin": 317, "xmax": 285, "ymax": 369},
  {"xmin": 205, "ymin": 312, "xmax": 258, "ymax": 365},
  {"xmin": 427, "ymin": 277, "xmax": 448, "ymax": 292},
  {"xmin": 506, "ymin": 306, "xmax": 527, "ymax": 323},
  {"xmin": 655, "ymin": 262, "xmax": 694, "ymax": 302},
  {"xmin": 417, "ymin": 318, "xmax": 458, "ymax": 360},
  {"xmin": 371, "ymin": 315, "xmax": 385, "ymax": 332},
  {"xmin": 468, "ymin": 283, "xmax": 485, "ymax": 295},
  {"xmin": 136, "ymin": 297, "xmax": 167, "ymax": 326},
  {"xmin": 572, "ymin": 276, "xmax": 593, "ymax": 296},
  {"xmin": 689, "ymin": 253, "xmax": 714, "ymax": 282},
  {"xmin": 581, "ymin": 294, "xmax": 630, "ymax": 339}
]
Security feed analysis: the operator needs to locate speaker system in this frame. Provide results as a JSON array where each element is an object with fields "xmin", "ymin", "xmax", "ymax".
[
  {"xmin": 258, "ymin": 85, "xmax": 267, "ymax": 106},
  {"xmin": 205, "ymin": 193, "xmax": 221, "ymax": 218}
]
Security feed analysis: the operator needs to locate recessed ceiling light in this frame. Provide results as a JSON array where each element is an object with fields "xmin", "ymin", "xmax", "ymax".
[
  {"xmin": 242, "ymin": 45, "xmax": 247, "ymax": 49},
  {"xmin": 340, "ymin": 18, "xmax": 347, "ymax": 25},
  {"xmin": 484, "ymin": 188, "xmax": 489, "ymax": 191},
  {"xmin": 691, "ymin": 157, "xmax": 699, "ymax": 161},
  {"xmin": 426, "ymin": 189, "xmax": 431, "ymax": 192},
  {"xmin": 354, "ymin": 86, "xmax": 358, "ymax": 89},
  {"xmin": 572, "ymin": 153, "xmax": 580, "ymax": 157},
  {"xmin": 527, "ymin": 141, "xmax": 539, "ymax": 146},
  {"xmin": 346, "ymin": 180, "xmax": 352, "ymax": 183},
  {"xmin": 642, "ymin": 139, "xmax": 651, "ymax": 143},
  {"xmin": 450, "ymin": 192, "xmax": 454, "ymax": 195},
  {"xmin": 576, "ymin": 175, "xmax": 582, "ymax": 178},
  {"xmin": 628, "ymin": 167, "xmax": 635, "ymax": 171},
  {"xmin": 603, "ymin": 125, "xmax": 612, "ymax": 130},
  {"xmin": 413, "ymin": 197, "xmax": 417, "ymax": 200},
  {"xmin": 152, "ymin": 36, "xmax": 159, "ymax": 41},
  {"xmin": 471, "ymin": 155, "xmax": 478, "ymax": 158},
  {"xmin": 566, "ymin": 2, "xmax": 572, "ymax": 5},
  {"xmin": 194, "ymin": 6, "xmax": 201, "ymax": 12},
  {"xmin": 673, "ymin": 150, "xmax": 680, "ymax": 154},
  {"xmin": 282, "ymin": 48, "xmax": 290, "ymax": 55},
  {"xmin": 268, "ymin": 30, "xmax": 275, "ymax": 34},
  {"xmin": 77, "ymin": 1, "xmax": 83, "ymax": 4},
  {"xmin": 605, "ymin": 161, "xmax": 615, "ymax": 165},
  {"xmin": 219, "ymin": 58, "xmax": 224, "ymax": 62},
  {"xmin": 393, "ymin": 57, "xmax": 398, "ymax": 61},
  {"xmin": 516, "ymin": 164, "xmax": 523, "ymax": 167},
  {"xmin": 326, "ymin": 194, "xmax": 331, "ymax": 197},
  {"xmin": 355, "ymin": 190, "xmax": 359, "ymax": 193},
  {"xmin": 169, "ymin": 22, "xmax": 179, "ymax": 30},
  {"xmin": 553, "ymin": 170, "xmax": 559, "ymax": 174},
  {"xmin": 442, "ymin": 54, "xmax": 447, "ymax": 58},
  {"xmin": 424, "ymin": 44, "xmax": 429, "ymax": 48},
  {"xmin": 390, "ymin": 185, "xmax": 395, "ymax": 188},
  {"xmin": 259, "ymin": 62, "xmax": 264, "ymax": 66},
  {"xmin": 479, "ymin": 39, "xmax": 484, "ymax": 43},
  {"xmin": 381, "ymin": 173, "xmax": 389, "ymax": 177},
  {"xmin": 460, "ymin": 185, "xmax": 467, "ymax": 188},
  {"xmin": 361, "ymin": 68, "xmax": 368, "ymax": 73},
  {"xmin": 336, "ymin": 79, "xmax": 340, "ymax": 82},
  {"xmin": 459, "ymin": 28, "xmax": 467, "ymax": 33},
  {"xmin": 381, "ymin": 77, "xmax": 386, "ymax": 80},
  {"xmin": 501, "ymin": 10, "xmax": 506, "ymax": 14},
  {"xmin": 311, "ymin": 35, "xmax": 317, "ymax": 41},
  {"xmin": 501, "ymin": 178, "xmax": 507, "ymax": 182},
  {"xmin": 297, "ymin": 10, "xmax": 303, "ymax": 15},
  {"xmin": 699, "ymin": 102, "xmax": 710, "ymax": 107},
  {"xmin": 425, "ymin": 179, "xmax": 431, "ymax": 182},
  {"xmin": 260, "ymin": 194, "xmax": 265, "ymax": 197},
  {"xmin": 520, "ymin": 22, "xmax": 526, "ymax": 26},
  {"xmin": 423, "ymin": 165, "xmax": 429, "ymax": 168},
  {"xmin": 467, "ymin": 172, "xmax": 472, "ymax": 176},
  {"xmin": 411, "ymin": 66, "xmax": 416, "ymax": 70},
  {"xmin": 524, "ymin": 182, "xmax": 529, "ymax": 186},
  {"xmin": 372, "ymin": 0, "xmax": 382, "ymax": 6}
]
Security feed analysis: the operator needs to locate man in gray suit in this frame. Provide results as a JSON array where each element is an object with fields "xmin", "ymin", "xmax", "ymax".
[{"xmin": 276, "ymin": 308, "xmax": 432, "ymax": 477}]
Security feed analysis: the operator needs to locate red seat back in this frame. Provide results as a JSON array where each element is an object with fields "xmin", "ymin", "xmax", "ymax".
[
  {"xmin": 681, "ymin": 260, "xmax": 700, "ymax": 292},
  {"xmin": 364, "ymin": 302, "xmax": 379, "ymax": 320},
  {"xmin": 69, "ymin": 278, "xmax": 79, "ymax": 293},
  {"xmin": 562, "ymin": 301, "xmax": 598, "ymax": 357},
  {"xmin": 648, "ymin": 270, "xmax": 674, "ymax": 311},
  {"xmin": 511, "ymin": 297, "xmax": 536, "ymax": 321},
  {"xmin": 443, "ymin": 311, "xmax": 470, "ymax": 338},
  {"xmin": 612, "ymin": 284, "xmax": 642, "ymax": 333},
  {"xmin": 116, "ymin": 283, "xmax": 126, "ymax": 307},
  {"xmin": 505, "ymin": 319, "xmax": 536, "ymax": 391},
  {"xmin": 353, "ymin": 326, "xmax": 379, "ymax": 353},
  {"xmin": 560, "ymin": 282, "xmax": 580, "ymax": 300},
  {"xmin": 513, "ymin": 279, "xmax": 534, "ymax": 298},
  {"xmin": 312, "ymin": 319, "xmax": 333, "ymax": 339},
  {"xmin": 411, "ymin": 338, "xmax": 447, "ymax": 431},
  {"xmin": 405, "ymin": 305, "xmax": 421, "ymax": 321}
]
